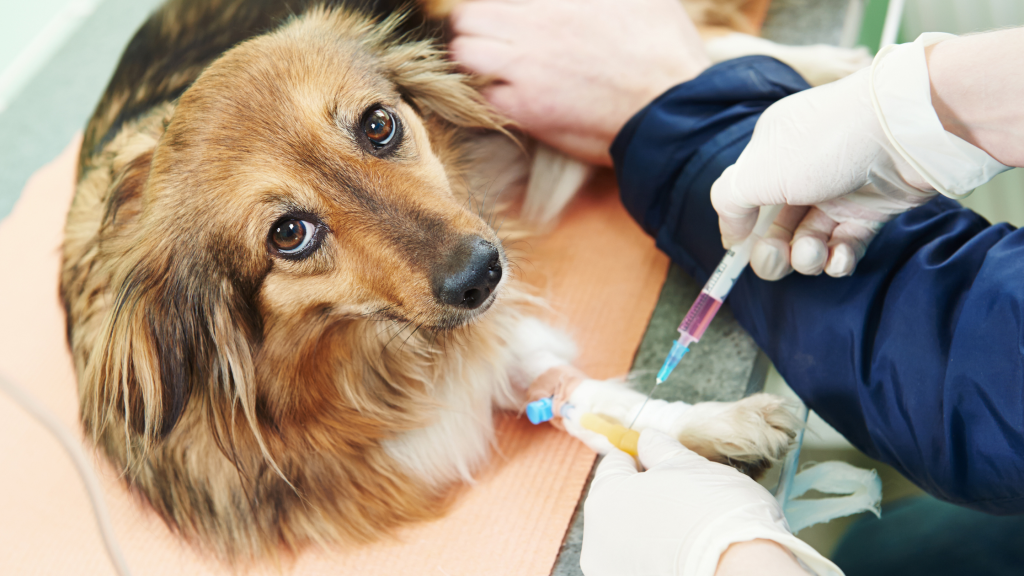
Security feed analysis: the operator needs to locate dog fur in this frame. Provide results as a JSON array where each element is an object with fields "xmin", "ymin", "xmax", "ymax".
[{"xmin": 60, "ymin": 0, "xmax": 841, "ymax": 560}]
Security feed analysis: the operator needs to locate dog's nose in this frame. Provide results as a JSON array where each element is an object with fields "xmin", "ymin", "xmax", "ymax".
[{"xmin": 434, "ymin": 238, "xmax": 502, "ymax": 309}]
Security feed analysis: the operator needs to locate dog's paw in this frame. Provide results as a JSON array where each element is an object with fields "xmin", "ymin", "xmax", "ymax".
[
  {"xmin": 674, "ymin": 393, "xmax": 801, "ymax": 478},
  {"xmin": 704, "ymin": 33, "xmax": 872, "ymax": 87}
]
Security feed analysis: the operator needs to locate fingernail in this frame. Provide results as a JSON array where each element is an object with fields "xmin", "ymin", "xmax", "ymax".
[
  {"xmin": 826, "ymin": 244, "xmax": 855, "ymax": 277},
  {"xmin": 791, "ymin": 237, "xmax": 826, "ymax": 275},
  {"xmin": 751, "ymin": 241, "xmax": 788, "ymax": 280}
]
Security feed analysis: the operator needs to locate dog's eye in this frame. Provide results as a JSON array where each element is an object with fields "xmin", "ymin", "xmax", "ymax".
[
  {"xmin": 362, "ymin": 107, "xmax": 396, "ymax": 148},
  {"xmin": 270, "ymin": 219, "xmax": 317, "ymax": 256}
]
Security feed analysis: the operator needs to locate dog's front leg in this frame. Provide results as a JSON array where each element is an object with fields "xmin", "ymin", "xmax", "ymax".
[
  {"xmin": 497, "ymin": 316, "xmax": 580, "ymax": 411},
  {"xmin": 501, "ymin": 320, "xmax": 799, "ymax": 477},
  {"xmin": 567, "ymin": 380, "xmax": 800, "ymax": 477}
]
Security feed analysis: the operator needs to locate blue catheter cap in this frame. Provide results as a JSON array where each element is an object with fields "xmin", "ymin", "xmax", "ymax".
[{"xmin": 526, "ymin": 397, "xmax": 554, "ymax": 424}]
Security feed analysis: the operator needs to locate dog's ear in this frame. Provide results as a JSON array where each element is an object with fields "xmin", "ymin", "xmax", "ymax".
[
  {"xmin": 92, "ymin": 263, "xmax": 257, "ymax": 440},
  {"xmin": 373, "ymin": 28, "xmax": 507, "ymax": 132},
  {"xmin": 80, "ymin": 159, "xmax": 259, "ymax": 459}
]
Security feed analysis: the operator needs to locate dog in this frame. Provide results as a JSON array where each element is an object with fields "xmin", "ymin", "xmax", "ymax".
[{"xmin": 61, "ymin": 0, "xmax": 858, "ymax": 559}]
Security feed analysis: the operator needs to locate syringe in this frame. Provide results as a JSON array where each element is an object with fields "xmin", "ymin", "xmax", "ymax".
[{"xmin": 648, "ymin": 205, "xmax": 782, "ymax": 396}]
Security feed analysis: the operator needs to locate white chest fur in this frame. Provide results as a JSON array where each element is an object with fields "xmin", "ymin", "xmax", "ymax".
[
  {"xmin": 381, "ymin": 315, "xmax": 578, "ymax": 486},
  {"xmin": 381, "ymin": 341, "xmax": 515, "ymax": 486}
]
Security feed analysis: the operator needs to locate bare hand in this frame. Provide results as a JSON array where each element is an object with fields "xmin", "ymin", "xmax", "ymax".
[{"xmin": 450, "ymin": 0, "xmax": 711, "ymax": 166}]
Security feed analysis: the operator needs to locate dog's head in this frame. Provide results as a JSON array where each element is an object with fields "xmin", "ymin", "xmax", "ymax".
[
  {"xmin": 80, "ymin": 9, "xmax": 512, "ymax": 456},
  {"xmin": 160, "ymin": 9, "xmax": 509, "ymax": 327}
]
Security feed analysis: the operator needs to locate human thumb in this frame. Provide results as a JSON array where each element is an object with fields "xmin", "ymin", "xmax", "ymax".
[
  {"xmin": 637, "ymin": 429, "xmax": 703, "ymax": 470},
  {"xmin": 590, "ymin": 447, "xmax": 639, "ymax": 492},
  {"xmin": 711, "ymin": 165, "xmax": 760, "ymax": 249}
]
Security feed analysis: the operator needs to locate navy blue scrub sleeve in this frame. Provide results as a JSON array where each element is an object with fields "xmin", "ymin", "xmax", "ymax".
[{"xmin": 611, "ymin": 56, "xmax": 1024, "ymax": 514}]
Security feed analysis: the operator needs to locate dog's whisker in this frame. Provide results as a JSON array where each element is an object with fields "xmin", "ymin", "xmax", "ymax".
[
  {"xmin": 380, "ymin": 322, "xmax": 409, "ymax": 351},
  {"xmin": 493, "ymin": 214, "xmax": 509, "ymax": 235},
  {"xmin": 358, "ymin": 304, "xmax": 395, "ymax": 319},
  {"xmin": 381, "ymin": 314, "xmax": 420, "ymax": 356},
  {"xmin": 476, "ymin": 183, "xmax": 491, "ymax": 221},
  {"xmin": 427, "ymin": 328, "xmax": 443, "ymax": 352},
  {"xmin": 480, "ymin": 183, "xmax": 494, "ymax": 224},
  {"xmin": 488, "ymin": 184, "xmax": 506, "ymax": 229},
  {"xmin": 398, "ymin": 318, "xmax": 427, "ymax": 354}
]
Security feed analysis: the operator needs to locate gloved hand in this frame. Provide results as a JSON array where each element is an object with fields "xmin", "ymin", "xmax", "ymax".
[
  {"xmin": 581, "ymin": 429, "xmax": 842, "ymax": 576},
  {"xmin": 711, "ymin": 33, "xmax": 1010, "ymax": 280}
]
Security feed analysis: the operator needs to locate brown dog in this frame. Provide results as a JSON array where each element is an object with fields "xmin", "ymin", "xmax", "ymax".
[{"xmin": 61, "ymin": 0, "xmax": 825, "ymax": 560}]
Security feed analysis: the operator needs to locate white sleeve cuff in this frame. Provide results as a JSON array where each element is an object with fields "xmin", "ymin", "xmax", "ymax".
[{"xmin": 870, "ymin": 32, "xmax": 1010, "ymax": 198}]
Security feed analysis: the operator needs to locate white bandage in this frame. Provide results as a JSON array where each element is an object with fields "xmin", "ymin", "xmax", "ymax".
[{"xmin": 568, "ymin": 380, "xmax": 691, "ymax": 435}]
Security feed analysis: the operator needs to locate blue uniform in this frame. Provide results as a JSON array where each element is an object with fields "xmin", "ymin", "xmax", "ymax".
[{"xmin": 612, "ymin": 56, "xmax": 1024, "ymax": 515}]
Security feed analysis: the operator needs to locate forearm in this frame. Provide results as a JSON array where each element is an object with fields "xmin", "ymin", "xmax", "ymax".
[
  {"xmin": 716, "ymin": 540, "xmax": 810, "ymax": 576},
  {"xmin": 927, "ymin": 27, "xmax": 1024, "ymax": 167}
]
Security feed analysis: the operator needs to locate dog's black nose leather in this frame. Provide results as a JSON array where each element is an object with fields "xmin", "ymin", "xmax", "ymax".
[{"xmin": 434, "ymin": 238, "xmax": 502, "ymax": 309}]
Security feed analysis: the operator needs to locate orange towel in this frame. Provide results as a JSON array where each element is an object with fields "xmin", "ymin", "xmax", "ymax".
[{"xmin": 0, "ymin": 136, "xmax": 668, "ymax": 575}]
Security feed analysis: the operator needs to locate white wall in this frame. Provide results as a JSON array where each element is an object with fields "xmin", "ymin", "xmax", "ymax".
[
  {"xmin": 0, "ymin": 0, "xmax": 103, "ymax": 113},
  {"xmin": 903, "ymin": 0, "xmax": 1024, "ymax": 36}
]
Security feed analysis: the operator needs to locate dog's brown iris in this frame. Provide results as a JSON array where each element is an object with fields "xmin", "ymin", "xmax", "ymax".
[
  {"xmin": 363, "ymin": 107, "xmax": 395, "ymax": 147},
  {"xmin": 271, "ymin": 219, "xmax": 309, "ymax": 253}
]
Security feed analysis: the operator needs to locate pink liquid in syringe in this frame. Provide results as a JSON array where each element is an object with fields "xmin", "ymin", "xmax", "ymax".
[{"xmin": 678, "ymin": 291, "xmax": 723, "ymax": 344}]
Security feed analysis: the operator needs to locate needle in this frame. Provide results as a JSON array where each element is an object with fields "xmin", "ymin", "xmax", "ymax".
[{"xmin": 629, "ymin": 206, "xmax": 783, "ymax": 430}]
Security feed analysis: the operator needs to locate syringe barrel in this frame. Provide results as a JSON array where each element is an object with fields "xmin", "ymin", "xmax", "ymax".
[
  {"xmin": 678, "ymin": 205, "xmax": 782, "ymax": 343},
  {"xmin": 677, "ymin": 292, "xmax": 723, "ymax": 344}
]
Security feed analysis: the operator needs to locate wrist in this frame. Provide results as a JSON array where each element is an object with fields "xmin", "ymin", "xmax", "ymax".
[
  {"xmin": 607, "ymin": 60, "xmax": 711, "ymax": 158},
  {"xmin": 925, "ymin": 28, "xmax": 1024, "ymax": 168},
  {"xmin": 715, "ymin": 539, "xmax": 812, "ymax": 576},
  {"xmin": 870, "ymin": 33, "xmax": 1010, "ymax": 198},
  {"xmin": 637, "ymin": 59, "xmax": 711, "ymax": 111},
  {"xmin": 925, "ymin": 41, "xmax": 972, "ymax": 149}
]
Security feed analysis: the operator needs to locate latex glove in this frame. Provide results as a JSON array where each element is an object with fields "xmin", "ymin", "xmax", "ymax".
[
  {"xmin": 711, "ymin": 33, "xmax": 1010, "ymax": 280},
  {"xmin": 450, "ymin": 0, "xmax": 709, "ymax": 166},
  {"xmin": 581, "ymin": 430, "xmax": 842, "ymax": 576}
]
